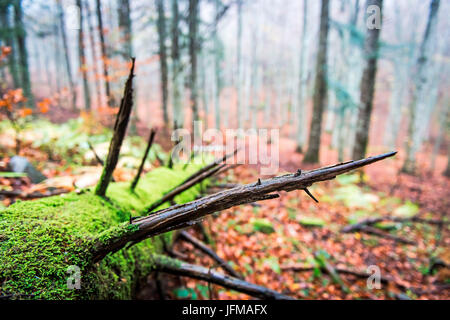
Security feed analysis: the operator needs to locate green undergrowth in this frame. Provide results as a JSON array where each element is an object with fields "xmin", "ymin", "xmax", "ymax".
[{"xmin": 0, "ymin": 162, "xmax": 208, "ymax": 300}]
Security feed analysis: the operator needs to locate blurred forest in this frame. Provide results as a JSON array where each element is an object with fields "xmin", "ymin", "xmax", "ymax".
[{"xmin": 0, "ymin": 0, "xmax": 449, "ymax": 300}]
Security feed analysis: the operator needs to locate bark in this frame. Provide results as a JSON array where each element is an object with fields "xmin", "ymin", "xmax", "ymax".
[
  {"xmin": 236, "ymin": 0, "xmax": 243, "ymax": 128},
  {"xmin": 95, "ymin": 0, "xmax": 112, "ymax": 107},
  {"xmin": 95, "ymin": 58, "xmax": 135, "ymax": 197},
  {"xmin": 189, "ymin": 0, "xmax": 200, "ymax": 127},
  {"xmin": 178, "ymin": 231, "xmax": 242, "ymax": 278},
  {"xmin": 130, "ymin": 129, "xmax": 157, "ymax": 191},
  {"xmin": 352, "ymin": 0, "xmax": 383, "ymax": 160},
  {"xmin": 303, "ymin": 0, "xmax": 329, "ymax": 163},
  {"xmin": 151, "ymin": 254, "xmax": 294, "ymax": 300},
  {"xmin": 171, "ymin": 0, "xmax": 183, "ymax": 128},
  {"xmin": 92, "ymin": 151, "xmax": 397, "ymax": 262},
  {"xmin": 85, "ymin": 0, "xmax": 102, "ymax": 109},
  {"xmin": 77, "ymin": 0, "xmax": 91, "ymax": 110},
  {"xmin": 57, "ymin": 0, "xmax": 76, "ymax": 110},
  {"xmin": 117, "ymin": 0, "xmax": 132, "ymax": 59},
  {"xmin": 213, "ymin": 0, "xmax": 223, "ymax": 129},
  {"xmin": 0, "ymin": 2, "xmax": 20, "ymax": 88},
  {"xmin": 157, "ymin": 0, "xmax": 169, "ymax": 125},
  {"xmin": 402, "ymin": 0, "xmax": 441, "ymax": 174},
  {"xmin": 14, "ymin": 0, "xmax": 34, "ymax": 109},
  {"xmin": 444, "ymin": 144, "xmax": 450, "ymax": 178}
]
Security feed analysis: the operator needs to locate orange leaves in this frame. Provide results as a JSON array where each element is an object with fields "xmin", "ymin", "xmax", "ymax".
[
  {"xmin": 0, "ymin": 46, "xmax": 12, "ymax": 61},
  {"xmin": 37, "ymin": 98, "xmax": 51, "ymax": 114},
  {"xmin": 0, "ymin": 89, "xmax": 26, "ymax": 111}
]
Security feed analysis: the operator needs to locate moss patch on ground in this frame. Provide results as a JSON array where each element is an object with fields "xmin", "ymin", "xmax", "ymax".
[{"xmin": 0, "ymin": 162, "xmax": 208, "ymax": 299}]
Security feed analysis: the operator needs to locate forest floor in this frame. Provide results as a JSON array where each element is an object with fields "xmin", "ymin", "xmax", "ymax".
[{"xmin": 0, "ymin": 117, "xmax": 448, "ymax": 300}]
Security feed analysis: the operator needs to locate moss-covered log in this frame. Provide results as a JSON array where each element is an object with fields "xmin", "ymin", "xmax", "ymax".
[{"xmin": 0, "ymin": 163, "xmax": 206, "ymax": 299}]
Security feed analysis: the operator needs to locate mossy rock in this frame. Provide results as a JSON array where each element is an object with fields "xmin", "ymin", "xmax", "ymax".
[{"xmin": 0, "ymin": 163, "xmax": 207, "ymax": 300}]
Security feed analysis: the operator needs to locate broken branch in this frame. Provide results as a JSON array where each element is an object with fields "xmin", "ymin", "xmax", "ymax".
[
  {"xmin": 178, "ymin": 230, "xmax": 242, "ymax": 278},
  {"xmin": 151, "ymin": 254, "xmax": 294, "ymax": 300},
  {"xmin": 130, "ymin": 128, "xmax": 157, "ymax": 191},
  {"xmin": 95, "ymin": 57, "xmax": 136, "ymax": 197}
]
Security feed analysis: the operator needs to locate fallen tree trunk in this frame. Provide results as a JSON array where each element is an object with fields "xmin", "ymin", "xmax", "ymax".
[{"xmin": 151, "ymin": 254, "xmax": 293, "ymax": 300}]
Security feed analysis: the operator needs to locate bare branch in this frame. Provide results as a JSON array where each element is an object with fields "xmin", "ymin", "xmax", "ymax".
[
  {"xmin": 151, "ymin": 254, "xmax": 294, "ymax": 300},
  {"xmin": 130, "ymin": 129, "xmax": 157, "ymax": 191},
  {"xmin": 95, "ymin": 58, "xmax": 136, "ymax": 197},
  {"xmin": 179, "ymin": 230, "xmax": 242, "ymax": 278}
]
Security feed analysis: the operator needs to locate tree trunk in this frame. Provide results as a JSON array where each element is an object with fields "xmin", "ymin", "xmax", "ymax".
[
  {"xmin": 0, "ymin": 2, "xmax": 20, "ymax": 88},
  {"xmin": 14, "ymin": 0, "xmax": 34, "ymax": 109},
  {"xmin": 171, "ymin": 0, "xmax": 183, "ymax": 128},
  {"xmin": 57, "ymin": 0, "xmax": 76, "ymax": 111},
  {"xmin": 85, "ymin": 0, "xmax": 102, "ymax": 109},
  {"xmin": 95, "ymin": 0, "xmax": 112, "ymax": 107},
  {"xmin": 296, "ymin": 0, "xmax": 309, "ymax": 153},
  {"xmin": 77, "ymin": 0, "xmax": 91, "ymax": 111},
  {"xmin": 402, "ymin": 0, "xmax": 440, "ymax": 174},
  {"xmin": 157, "ymin": 0, "xmax": 169, "ymax": 125},
  {"xmin": 352, "ymin": 0, "xmax": 383, "ymax": 160},
  {"xmin": 189, "ymin": 0, "xmax": 200, "ymax": 129},
  {"xmin": 236, "ymin": 0, "xmax": 243, "ymax": 128},
  {"xmin": 213, "ymin": 0, "xmax": 223, "ymax": 130},
  {"xmin": 117, "ymin": 0, "xmax": 132, "ymax": 59},
  {"xmin": 303, "ymin": 0, "xmax": 330, "ymax": 163}
]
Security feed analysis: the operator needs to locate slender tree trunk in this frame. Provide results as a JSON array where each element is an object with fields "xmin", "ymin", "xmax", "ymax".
[
  {"xmin": 236, "ymin": 0, "xmax": 243, "ymax": 128},
  {"xmin": 296, "ymin": 0, "xmax": 309, "ymax": 152},
  {"xmin": 57, "ymin": 0, "xmax": 76, "ymax": 110},
  {"xmin": 95, "ymin": 0, "xmax": 112, "ymax": 107},
  {"xmin": 444, "ymin": 143, "xmax": 450, "ymax": 178},
  {"xmin": 189, "ymin": 0, "xmax": 200, "ymax": 129},
  {"xmin": 213, "ymin": 0, "xmax": 223, "ymax": 129},
  {"xmin": 14, "ymin": 0, "xmax": 34, "ymax": 109},
  {"xmin": 157, "ymin": 0, "xmax": 169, "ymax": 125},
  {"xmin": 430, "ymin": 102, "xmax": 448, "ymax": 172},
  {"xmin": 77, "ymin": 0, "xmax": 91, "ymax": 111},
  {"xmin": 117, "ymin": 0, "xmax": 132, "ymax": 59},
  {"xmin": 352, "ymin": 0, "xmax": 383, "ymax": 160},
  {"xmin": 402, "ymin": 0, "xmax": 440, "ymax": 174},
  {"xmin": 304, "ymin": 0, "xmax": 330, "ymax": 163},
  {"xmin": 171, "ymin": 0, "xmax": 183, "ymax": 128},
  {"xmin": 85, "ymin": 0, "xmax": 102, "ymax": 109}
]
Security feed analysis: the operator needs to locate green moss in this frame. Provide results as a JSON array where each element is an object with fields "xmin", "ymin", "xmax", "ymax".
[{"xmin": 0, "ymin": 163, "xmax": 208, "ymax": 300}]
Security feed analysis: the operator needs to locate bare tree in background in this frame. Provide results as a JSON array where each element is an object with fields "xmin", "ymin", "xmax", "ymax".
[
  {"xmin": 352, "ymin": 0, "xmax": 383, "ymax": 160},
  {"xmin": 402, "ymin": 0, "xmax": 441, "ymax": 174},
  {"xmin": 304, "ymin": 0, "xmax": 329, "ymax": 163},
  {"xmin": 171, "ymin": 0, "xmax": 183, "ymax": 128},
  {"xmin": 96, "ymin": 0, "xmax": 112, "ymax": 107},
  {"xmin": 189, "ymin": 0, "xmax": 200, "ymax": 128},
  {"xmin": 157, "ymin": 0, "xmax": 169, "ymax": 125},
  {"xmin": 77, "ymin": 0, "xmax": 91, "ymax": 110}
]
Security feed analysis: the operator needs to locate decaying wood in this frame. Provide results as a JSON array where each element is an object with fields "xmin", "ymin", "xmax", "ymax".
[
  {"xmin": 151, "ymin": 254, "xmax": 294, "ymax": 300},
  {"xmin": 92, "ymin": 151, "xmax": 396, "ymax": 262},
  {"xmin": 130, "ymin": 129, "xmax": 157, "ymax": 191},
  {"xmin": 178, "ymin": 230, "xmax": 242, "ymax": 278},
  {"xmin": 95, "ymin": 58, "xmax": 135, "ymax": 197}
]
